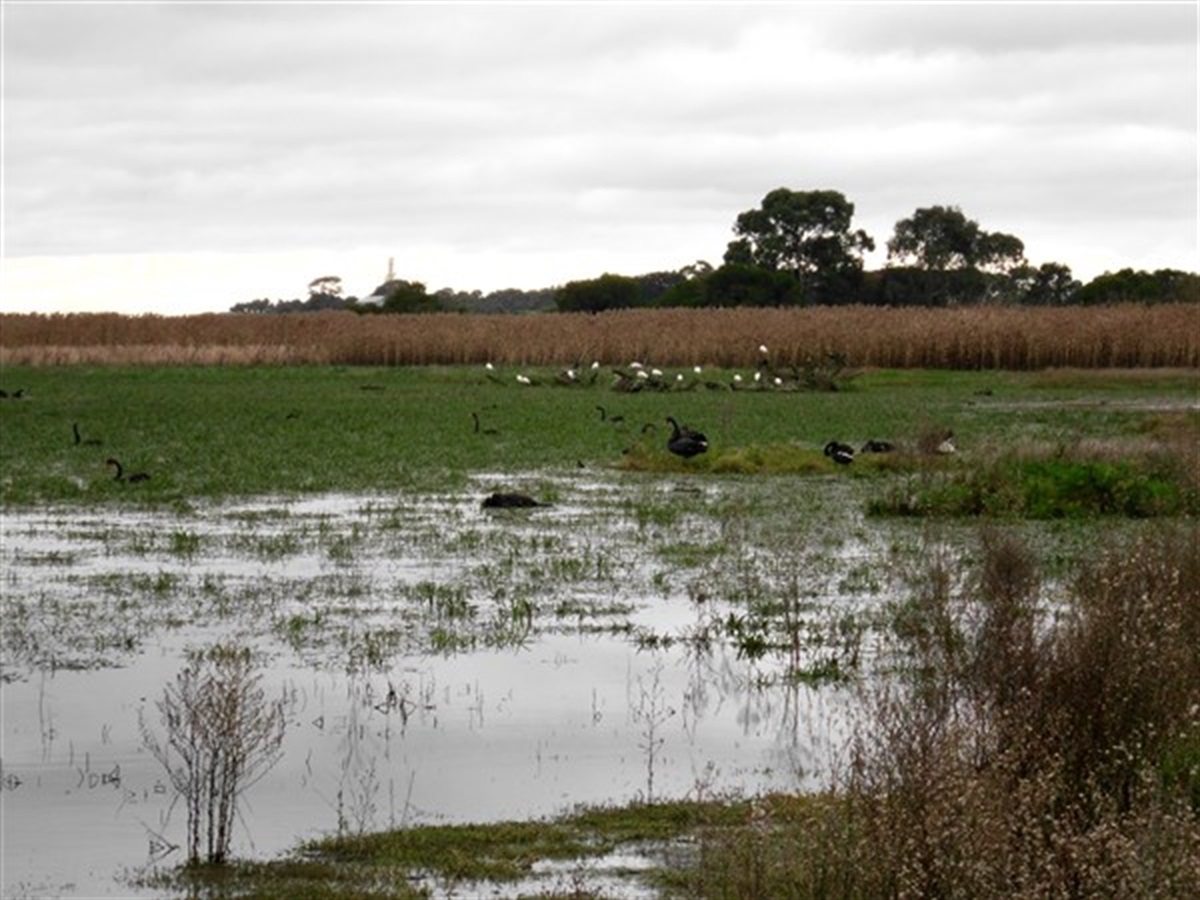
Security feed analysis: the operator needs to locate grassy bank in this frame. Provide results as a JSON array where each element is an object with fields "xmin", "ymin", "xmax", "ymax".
[{"xmin": 0, "ymin": 364, "xmax": 1196, "ymax": 507}]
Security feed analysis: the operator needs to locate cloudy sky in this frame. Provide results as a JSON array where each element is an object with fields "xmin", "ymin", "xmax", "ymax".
[{"xmin": 2, "ymin": 1, "xmax": 1196, "ymax": 315}]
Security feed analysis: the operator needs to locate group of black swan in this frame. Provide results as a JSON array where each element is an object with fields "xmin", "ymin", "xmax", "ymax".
[
  {"xmin": 72, "ymin": 422, "xmax": 150, "ymax": 483},
  {"xmin": 824, "ymin": 439, "xmax": 897, "ymax": 465},
  {"xmin": 483, "ymin": 410, "xmax": 912, "ymax": 507}
]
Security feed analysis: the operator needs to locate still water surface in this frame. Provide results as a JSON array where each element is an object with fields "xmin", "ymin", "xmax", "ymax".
[{"xmin": 2, "ymin": 476, "xmax": 880, "ymax": 897}]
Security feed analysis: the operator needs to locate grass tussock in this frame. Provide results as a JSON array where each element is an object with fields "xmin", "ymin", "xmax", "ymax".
[
  {"xmin": 684, "ymin": 526, "xmax": 1200, "ymax": 899},
  {"xmin": 156, "ymin": 799, "xmax": 751, "ymax": 899},
  {"xmin": 3, "ymin": 304, "xmax": 1198, "ymax": 369}
]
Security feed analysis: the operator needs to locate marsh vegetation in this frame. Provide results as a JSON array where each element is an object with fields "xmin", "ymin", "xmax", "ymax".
[
  {"xmin": 0, "ymin": 360, "xmax": 1196, "ymax": 898},
  {"xmin": 2, "ymin": 303, "xmax": 1198, "ymax": 369}
]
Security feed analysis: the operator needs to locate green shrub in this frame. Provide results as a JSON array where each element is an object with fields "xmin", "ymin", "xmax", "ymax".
[{"xmin": 873, "ymin": 456, "xmax": 1189, "ymax": 519}]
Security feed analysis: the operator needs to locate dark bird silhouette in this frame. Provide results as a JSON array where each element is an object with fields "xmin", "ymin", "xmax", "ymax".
[
  {"xmin": 472, "ymin": 412, "xmax": 499, "ymax": 435},
  {"xmin": 595, "ymin": 405, "xmax": 624, "ymax": 424},
  {"xmin": 860, "ymin": 439, "xmax": 895, "ymax": 454},
  {"xmin": 73, "ymin": 422, "xmax": 102, "ymax": 447},
  {"xmin": 824, "ymin": 441, "xmax": 855, "ymax": 465},
  {"xmin": 482, "ymin": 491, "xmax": 545, "ymax": 509},
  {"xmin": 666, "ymin": 416, "xmax": 709, "ymax": 459},
  {"xmin": 107, "ymin": 458, "xmax": 150, "ymax": 483}
]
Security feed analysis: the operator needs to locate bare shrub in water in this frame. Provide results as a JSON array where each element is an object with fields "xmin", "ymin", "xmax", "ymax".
[
  {"xmin": 687, "ymin": 526, "xmax": 1200, "ymax": 898},
  {"xmin": 140, "ymin": 644, "xmax": 287, "ymax": 866}
]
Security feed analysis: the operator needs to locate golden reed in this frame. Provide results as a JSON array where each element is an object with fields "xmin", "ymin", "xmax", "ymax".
[{"xmin": 1, "ymin": 305, "xmax": 1196, "ymax": 369}]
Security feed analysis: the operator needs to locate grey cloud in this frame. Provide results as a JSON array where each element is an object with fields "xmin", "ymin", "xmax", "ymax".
[
  {"xmin": 4, "ymin": 1, "xmax": 1195, "ymax": 285},
  {"xmin": 820, "ymin": 3, "xmax": 1196, "ymax": 56}
]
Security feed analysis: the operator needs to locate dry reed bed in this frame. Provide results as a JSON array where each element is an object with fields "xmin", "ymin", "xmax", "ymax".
[{"xmin": 1, "ymin": 304, "xmax": 1196, "ymax": 369}]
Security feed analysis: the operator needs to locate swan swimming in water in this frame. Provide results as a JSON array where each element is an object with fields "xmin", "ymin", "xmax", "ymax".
[{"xmin": 482, "ymin": 492, "xmax": 544, "ymax": 509}]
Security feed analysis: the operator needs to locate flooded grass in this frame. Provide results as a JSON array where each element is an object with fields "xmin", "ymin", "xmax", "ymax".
[
  {"xmin": 0, "ymin": 472, "xmax": 921, "ymax": 895},
  {"xmin": 1, "ymin": 365, "xmax": 1196, "ymax": 897}
]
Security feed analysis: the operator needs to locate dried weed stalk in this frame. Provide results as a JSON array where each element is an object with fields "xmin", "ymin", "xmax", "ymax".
[{"xmin": 140, "ymin": 644, "xmax": 287, "ymax": 866}]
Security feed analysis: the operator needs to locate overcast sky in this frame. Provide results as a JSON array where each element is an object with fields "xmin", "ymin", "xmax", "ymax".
[{"xmin": 2, "ymin": 1, "xmax": 1197, "ymax": 315}]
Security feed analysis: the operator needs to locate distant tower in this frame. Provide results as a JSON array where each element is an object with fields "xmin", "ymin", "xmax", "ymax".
[{"xmin": 386, "ymin": 256, "xmax": 395, "ymax": 282}]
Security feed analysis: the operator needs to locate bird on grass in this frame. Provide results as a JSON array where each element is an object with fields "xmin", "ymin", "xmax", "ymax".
[
  {"xmin": 936, "ymin": 431, "xmax": 958, "ymax": 455},
  {"xmin": 482, "ymin": 492, "xmax": 545, "ymax": 509},
  {"xmin": 824, "ymin": 441, "xmax": 855, "ymax": 465},
  {"xmin": 472, "ymin": 412, "xmax": 499, "ymax": 436},
  {"xmin": 666, "ymin": 416, "xmax": 709, "ymax": 459},
  {"xmin": 107, "ymin": 458, "xmax": 150, "ymax": 483},
  {"xmin": 860, "ymin": 439, "xmax": 895, "ymax": 454},
  {"xmin": 73, "ymin": 423, "xmax": 102, "ymax": 447}
]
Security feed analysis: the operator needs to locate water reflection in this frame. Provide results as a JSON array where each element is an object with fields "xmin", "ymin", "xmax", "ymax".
[{"xmin": 1, "ymin": 477, "xmax": 890, "ymax": 897}]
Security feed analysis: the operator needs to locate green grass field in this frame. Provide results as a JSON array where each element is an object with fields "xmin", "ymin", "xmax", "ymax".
[{"xmin": 1, "ymin": 364, "xmax": 1196, "ymax": 508}]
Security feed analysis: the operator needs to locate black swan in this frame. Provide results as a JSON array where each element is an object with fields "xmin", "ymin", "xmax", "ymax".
[
  {"xmin": 482, "ymin": 492, "xmax": 544, "ymax": 509},
  {"xmin": 472, "ymin": 412, "xmax": 499, "ymax": 435},
  {"xmin": 73, "ymin": 423, "xmax": 102, "ymax": 447},
  {"xmin": 824, "ymin": 441, "xmax": 855, "ymax": 465},
  {"xmin": 107, "ymin": 458, "xmax": 150, "ymax": 483},
  {"xmin": 860, "ymin": 439, "xmax": 895, "ymax": 453},
  {"xmin": 666, "ymin": 417, "xmax": 709, "ymax": 459}
]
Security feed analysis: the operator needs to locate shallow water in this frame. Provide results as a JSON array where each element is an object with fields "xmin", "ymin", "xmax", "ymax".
[{"xmin": 1, "ymin": 474, "xmax": 898, "ymax": 897}]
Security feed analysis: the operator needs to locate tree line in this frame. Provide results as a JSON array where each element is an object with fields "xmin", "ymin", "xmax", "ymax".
[{"xmin": 230, "ymin": 188, "xmax": 1199, "ymax": 315}]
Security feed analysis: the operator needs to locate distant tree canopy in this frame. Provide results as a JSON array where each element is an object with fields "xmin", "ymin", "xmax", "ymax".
[
  {"xmin": 370, "ymin": 279, "xmax": 438, "ymax": 314},
  {"xmin": 230, "ymin": 293, "xmax": 350, "ymax": 314},
  {"xmin": 1073, "ymin": 268, "xmax": 1200, "ymax": 305},
  {"xmin": 887, "ymin": 205, "xmax": 1025, "ymax": 273},
  {"xmin": 1009, "ymin": 262, "xmax": 1082, "ymax": 306},
  {"xmin": 555, "ymin": 273, "xmax": 641, "ymax": 313},
  {"xmin": 724, "ymin": 188, "xmax": 875, "ymax": 304},
  {"xmin": 880, "ymin": 205, "xmax": 1030, "ymax": 305},
  {"xmin": 656, "ymin": 263, "xmax": 803, "ymax": 308},
  {"xmin": 229, "ymin": 191, "xmax": 1197, "ymax": 315},
  {"xmin": 230, "ymin": 274, "xmax": 353, "ymax": 313},
  {"xmin": 308, "ymin": 275, "xmax": 343, "ymax": 298},
  {"xmin": 469, "ymin": 287, "xmax": 558, "ymax": 314}
]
